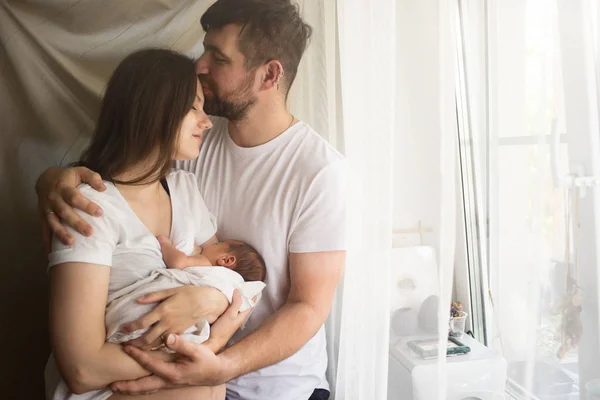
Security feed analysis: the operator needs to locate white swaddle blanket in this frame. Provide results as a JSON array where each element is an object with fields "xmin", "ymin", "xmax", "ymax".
[
  {"xmin": 44, "ymin": 266, "xmax": 265, "ymax": 400},
  {"xmin": 105, "ymin": 266, "xmax": 266, "ymax": 345}
]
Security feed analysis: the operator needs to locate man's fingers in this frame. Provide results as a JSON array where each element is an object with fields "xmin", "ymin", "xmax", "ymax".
[
  {"xmin": 238, "ymin": 304, "xmax": 253, "ymax": 320},
  {"xmin": 50, "ymin": 193, "xmax": 93, "ymax": 237},
  {"xmin": 110, "ymin": 375, "xmax": 168, "ymax": 395},
  {"xmin": 225, "ymin": 290, "xmax": 243, "ymax": 317},
  {"xmin": 76, "ymin": 167, "xmax": 107, "ymax": 192},
  {"xmin": 40, "ymin": 210, "xmax": 56, "ymax": 252},
  {"xmin": 123, "ymin": 345, "xmax": 183, "ymax": 383},
  {"xmin": 63, "ymin": 186, "xmax": 104, "ymax": 217},
  {"xmin": 164, "ymin": 334, "xmax": 199, "ymax": 359},
  {"xmin": 136, "ymin": 288, "xmax": 177, "ymax": 304},
  {"xmin": 46, "ymin": 209, "xmax": 73, "ymax": 246},
  {"xmin": 60, "ymin": 185, "xmax": 103, "ymax": 219}
]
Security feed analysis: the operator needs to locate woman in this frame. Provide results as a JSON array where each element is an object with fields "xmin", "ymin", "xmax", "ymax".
[{"xmin": 45, "ymin": 49, "xmax": 233, "ymax": 400}]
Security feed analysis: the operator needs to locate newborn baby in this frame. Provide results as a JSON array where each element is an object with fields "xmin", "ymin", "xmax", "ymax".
[
  {"xmin": 158, "ymin": 236, "xmax": 266, "ymax": 282},
  {"xmin": 104, "ymin": 237, "xmax": 266, "ymax": 347}
]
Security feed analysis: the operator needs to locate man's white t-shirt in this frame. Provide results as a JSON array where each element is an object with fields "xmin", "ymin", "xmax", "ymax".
[{"xmin": 177, "ymin": 117, "xmax": 346, "ymax": 400}]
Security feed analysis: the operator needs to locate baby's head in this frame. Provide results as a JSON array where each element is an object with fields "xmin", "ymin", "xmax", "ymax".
[{"xmin": 201, "ymin": 240, "xmax": 266, "ymax": 282}]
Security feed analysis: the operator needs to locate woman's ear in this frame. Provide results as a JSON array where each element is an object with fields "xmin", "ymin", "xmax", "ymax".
[{"xmin": 217, "ymin": 255, "xmax": 236, "ymax": 268}]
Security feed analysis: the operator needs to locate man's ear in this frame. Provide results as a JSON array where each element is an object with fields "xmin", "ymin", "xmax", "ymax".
[
  {"xmin": 260, "ymin": 60, "xmax": 284, "ymax": 91},
  {"xmin": 217, "ymin": 255, "xmax": 236, "ymax": 268}
]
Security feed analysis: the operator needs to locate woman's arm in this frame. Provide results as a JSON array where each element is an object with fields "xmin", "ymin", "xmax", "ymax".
[{"xmin": 50, "ymin": 262, "xmax": 159, "ymax": 394}]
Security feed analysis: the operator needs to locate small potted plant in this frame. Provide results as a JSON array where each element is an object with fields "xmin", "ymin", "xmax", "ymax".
[{"xmin": 449, "ymin": 301, "xmax": 468, "ymax": 338}]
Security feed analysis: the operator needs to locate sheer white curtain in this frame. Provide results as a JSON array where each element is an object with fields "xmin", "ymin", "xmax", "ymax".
[
  {"xmin": 433, "ymin": 0, "xmax": 459, "ymax": 397},
  {"xmin": 287, "ymin": 1, "xmax": 345, "ymax": 394},
  {"xmin": 556, "ymin": 0, "xmax": 600, "ymax": 391},
  {"xmin": 331, "ymin": 0, "xmax": 396, "ymax": 398},
  {"xmin": 328, "ymin": 0, "xmax": 458, "ymax": 398}
]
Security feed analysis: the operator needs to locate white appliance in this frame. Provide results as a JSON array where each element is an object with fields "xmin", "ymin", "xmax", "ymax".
[{"xmin": 387, "ymin": 246, "xmax": 507, "ymax": 400}]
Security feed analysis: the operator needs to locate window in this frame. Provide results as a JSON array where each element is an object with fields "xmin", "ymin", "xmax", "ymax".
[{"xmin": 456, "ymin": 0, "xmax": 600, "ymax": 398}]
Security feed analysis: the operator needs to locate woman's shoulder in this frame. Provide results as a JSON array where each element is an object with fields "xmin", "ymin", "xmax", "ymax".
[
  {"xmin": 165, "ymin": 169, "xmax": 200, "ymax": 191},
  {"xmin": 75, "ymin": 182, "xmax": 126, "ymax": 218}
]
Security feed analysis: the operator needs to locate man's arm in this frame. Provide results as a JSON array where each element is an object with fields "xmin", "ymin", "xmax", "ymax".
[
  {"xmin": 36, "ymin": 166, "xmax": 106, "ymax": 247},
  {"xmin": 110, "ymin": 249, "xmax": 345, "ymax": 392},
  {"xmin": 218, "ymin": 250, "xmax": 345, "ymax": 379},
  {"xmin": 110, "ymin": 160, "xmax": 347, "ymax": 392}
]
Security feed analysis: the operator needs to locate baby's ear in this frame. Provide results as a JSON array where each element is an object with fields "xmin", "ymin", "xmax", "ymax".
[{"xmin": 218, "ymin": 255, "xmax": 236, "ymax": 268}]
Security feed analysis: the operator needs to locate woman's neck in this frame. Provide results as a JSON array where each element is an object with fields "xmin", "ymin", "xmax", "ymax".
[
  {"xmin": 112, "ymin": 166, "xmax": 164, "ymax": 202},
  {"xmin": 114, "ymin": 180, "xmax": 163, "ymax": 203}
]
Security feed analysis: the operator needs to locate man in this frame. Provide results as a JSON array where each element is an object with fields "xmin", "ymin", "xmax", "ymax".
[{"xmin": 36, "ymin": 1, "xmax": 346, "ymax": 399}]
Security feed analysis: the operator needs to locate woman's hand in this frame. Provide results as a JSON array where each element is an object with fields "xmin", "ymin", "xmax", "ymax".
[
  {"xmin": 36, "ymin": 166, "xmax": 106, "ymax": 248},
  {"xmin": 124, "ymin": 286, "xmax": 229, "ymax": 350},
  {"xmin": 110, "ymin": 292, "xmax": 253, "ymax": 395}
]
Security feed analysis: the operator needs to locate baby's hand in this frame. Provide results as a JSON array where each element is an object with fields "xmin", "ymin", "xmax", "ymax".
[{"xmin": 157, "ymin": 236, "xmax": 188, "ymax": 270}]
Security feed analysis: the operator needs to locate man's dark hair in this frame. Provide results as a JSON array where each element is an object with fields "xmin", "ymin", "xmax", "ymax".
[
  {"xmin": 228, "ymin": 241, "xmax": 266, "ymax": 282},
  {"xmin": 201, "ymin": 0, "xmax": 312, "ymax": 95},
  {"xmin": 78, "ymin": 48, "xmax": 197, "ymax": 184}
]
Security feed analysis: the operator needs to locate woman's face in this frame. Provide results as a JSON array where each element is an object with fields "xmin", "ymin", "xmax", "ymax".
[{"xmin": 173, "ymin": 79, "xmax": 213, "ymax": 160}]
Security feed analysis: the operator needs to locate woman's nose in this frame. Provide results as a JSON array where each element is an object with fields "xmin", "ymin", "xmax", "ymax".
[
  {"xmin": 198, "ymin": 114, "xmax": 213, "ymax": 130},
  {"xmin": 195, "ymin": 54, "xmax": 209, "ymax": 75}
]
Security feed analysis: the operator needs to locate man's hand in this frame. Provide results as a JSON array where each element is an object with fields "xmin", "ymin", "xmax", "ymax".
[
  {"xmin": 124, "ymin": 286, "xmax": 229, "ymax": 350},
  {"xmin": 111, "ymin": 291, "xmax": 252, "ymax": 394},
  {"xmin": 111, "ymin": 336, "xmax": 224, "ymax": 395},
  {"xmin": 204, "ymin": 290, "xmax": 254, "ymax": 354},
  {"xmin": 36, "ymin": 166, "xmax": 106, "ymax": 248},
  {"xmin": 108, "ymin": 350, "xmax": 180, "ymax": 396}
]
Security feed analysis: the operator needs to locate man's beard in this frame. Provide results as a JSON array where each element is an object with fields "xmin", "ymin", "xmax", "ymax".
[{"xmin": 201, "ymin": 74, "xmax": 257, "ymax": 121}]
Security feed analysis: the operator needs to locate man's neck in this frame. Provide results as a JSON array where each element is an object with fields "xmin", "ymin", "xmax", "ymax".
[{"xmin": 228, "ymin": 102, "xmax": 295, "ymax": 148}]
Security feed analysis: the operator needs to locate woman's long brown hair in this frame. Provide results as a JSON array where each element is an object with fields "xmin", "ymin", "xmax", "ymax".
[{"xmin": 78, "ymin": 48, "xmax": 197, "ymax": 184}]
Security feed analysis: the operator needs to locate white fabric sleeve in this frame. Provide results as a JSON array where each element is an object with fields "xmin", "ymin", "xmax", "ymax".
[
  {"xmin": 288, "ymin": 160, "xmax": 347, "ymax": 253},
  {"xmin": 47, "ymin": 187, "xmax": 118, "ymax": 270},
  {"xmin": 173, "ymin": 159, "xmax": 190, "ymax": 172}
]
